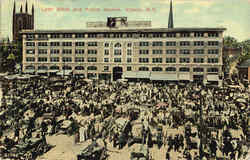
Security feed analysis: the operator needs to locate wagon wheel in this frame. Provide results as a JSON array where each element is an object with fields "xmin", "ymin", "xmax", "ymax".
[{"xmin": 25, "ymin": 152, "xmax": 33, "ymax": 160}]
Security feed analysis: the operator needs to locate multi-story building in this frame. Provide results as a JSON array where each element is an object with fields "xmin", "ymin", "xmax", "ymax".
[{"xmin": 20, "ymin": 22, "xmax": 226, "ymax": 84}]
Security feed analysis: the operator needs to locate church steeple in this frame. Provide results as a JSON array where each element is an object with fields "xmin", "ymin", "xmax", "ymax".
[
  {"xmin": 20, "ymin": 5, "xmax": 23, "ymax": 13},
  {"xmin": 32, "ymin": 4, "xmax": 34, "ymax": 15},
  {"xmin": 13, "ymin": 1, "xmax": 16, "ymax": 14},
  {"xmin": 168, "ymin": 0, "xmax": 174, "ymax": 28},
  {"xmin": 25, "ymin": 1, "xmax": 28, "ymax": 13}
]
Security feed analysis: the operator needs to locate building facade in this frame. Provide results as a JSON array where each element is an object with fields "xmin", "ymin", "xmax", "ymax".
[{"xmin": 21, "ymin": 24, "xmax": 226, "ymax": 83}]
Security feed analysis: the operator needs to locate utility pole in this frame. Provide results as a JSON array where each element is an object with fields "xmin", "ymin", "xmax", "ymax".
[{"xmin": 199, "ymin": 90, "xmax": 203, "ymax": 159}]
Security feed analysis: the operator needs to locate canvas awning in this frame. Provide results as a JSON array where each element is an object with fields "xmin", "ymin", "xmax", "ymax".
[
  {"xmin": 37, "ymin": 70, "xmax": 47, "ymax": 73},
  {"xmin": 48, "ymin": 70, "xmax": 59, "ymax": 73},
  {"xmin": 150, "ymin": 73, "xmax": 178, "ymax": 81},
  {"xmin": 122, "ymin": 71, "xmax": 137, "ymax": 78},
  {"xmin": 24, "ymin": 69, "xmax": 35, "ymax": 73},
  {"xmin": 179, "ymin": 74, "xmax": 190, "ymax": 80},
  {"xmin": 207, "ymin": 75, "xmax": 219, "ymax": 81},
  {"xmin": 136, "ymin": 71, "xmax": 151, "ymax": 79},
  {"xmin": 56, "ymin": 70, "xmax": 72, "ymax": 76}
]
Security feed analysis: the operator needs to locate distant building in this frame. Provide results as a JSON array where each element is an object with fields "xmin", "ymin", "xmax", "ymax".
[{"xmin": 237, "ymin": 59, "xmax": 250, "ymax": 81}]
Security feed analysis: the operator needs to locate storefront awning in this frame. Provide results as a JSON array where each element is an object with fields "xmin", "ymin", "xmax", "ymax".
[
  {"xmin": 150, "ymin": 73, "xmax": 178, "ymax": 81},
  {"xmin": 207, "ymin": 74, "xmax": 219, "ymax": 81},
  {"xmin": 48, "ymin": 70, "xmax": 59, "ymax": 73},
  {"xmin": 56, "ymin": 70, "xmax": 72, "ymax": 76},
  {"xmin": 179, "ymin": 74, "xmax": 191, "ymax": 80},
  {"xmin": 136, "ymin": 71, "xmax": 151, "ymax": 79},
  {"xmin": 122, "ymin": 71, "xmax": 137, "ymax": 78},
  {"xmin": 24, "ymin": 69, "xmax": 35, "ymax": 73},
  {"xmin": 37, "ymin": 70, "xmax": 47, "ymax": 73}
]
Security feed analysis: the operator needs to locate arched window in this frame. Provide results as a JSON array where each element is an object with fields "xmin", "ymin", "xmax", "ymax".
[
  {"xmin": 139, "ymin": 67, "xmax": 149, "ymax": 71},
  {"xmin": 50, "ymin": 66, "xmax": 59, "ymax": 70},
  {"xmin": 166, "ymin": 67, "xmax": 176, "ymax": 72},
  {"xmin": 38, "ymin": 66, "xmax": 48, "ymax": 70},
  {"xmin": 114, "ymin": 42, "xmax": 122, "ymax": 48},
  {"xmin": 62, "ymin": 66, "xmax": 72, "ymax": 70},
  {"xmin": 87, "ymin": 66, "xmax": 97, "ymax": 70},
  {"xmin": 179, "ymin": 67, "xmax": 190, "ymax": 72},
  {"xmin": 152, "ymin": 67, "xmax": 162, "ymax": 71},
  {"xmin": 75, "ymin": 66, "xmax": 84, "ymax": 70},
  {"xmin": 25, "ymin": 65, "xmax": 35, "ymax": 70}
]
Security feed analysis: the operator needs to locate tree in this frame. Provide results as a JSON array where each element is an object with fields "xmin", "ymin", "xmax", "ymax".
[{"xmin": 223, "ymin": 36, "xmax": 239, "ymax": 48}]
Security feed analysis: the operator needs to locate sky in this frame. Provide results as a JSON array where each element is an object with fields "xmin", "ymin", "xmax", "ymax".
[{"xmin": 0, "ymin": 0, "xmax": 249, "ymax": 41}]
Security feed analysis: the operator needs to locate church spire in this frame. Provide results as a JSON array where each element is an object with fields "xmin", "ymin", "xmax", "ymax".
[
  {"xmin": 32, "ymin": 4, "xmax": 34, "ymax": 15},
  {"xmin": 25, "ymin": 0, "xmax": 28, "ymax": 13},
  {"xmin": 168, "ymin": 0, "xmax": 174, "ymax": 28},
  {"xmin": 20, "ymin": 5, "xmax": 23, "ymax": 13},
  {"xmin": 13, "ymin": 1, "xmax": 16, "ymax": 14}
]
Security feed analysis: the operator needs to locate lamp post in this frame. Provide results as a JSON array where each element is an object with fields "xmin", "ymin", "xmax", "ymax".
[{"xmin": 199, "ymin": 89, "xmax": 205, "ymax": 159}]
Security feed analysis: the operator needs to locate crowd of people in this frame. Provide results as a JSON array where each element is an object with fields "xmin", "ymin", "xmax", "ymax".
[{"xmin": 0, "ymin": 76, "xmax": 249, "ymax": 160}]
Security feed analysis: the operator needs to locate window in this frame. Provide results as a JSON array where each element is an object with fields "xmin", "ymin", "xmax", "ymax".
[
  {"xmin": 139, "ymin": 67, "xmax": 149, "ymax": 71},
  {"xmin": 207, "ymin": 68, "xmax": 218, "ymax": 72},
  {"xmin": 166, "ymin": 67, "xmax": 176, "ymax": 72},
  {"xmin": 179, "ymin": 67, "xmax": 190, "ymax": 72},
  {"xmin": 180, "ymin": 49, "xmax": 190, "ymax": 54},
  {"xmin": 139, "ymin": 42, "xmax": 149, "ymax": 46},
  {"xmin": 50, "ymin": 49, "xmax": 60, "ymax": 54},
  {"xmin": 50, "ymin": 66, "xmax": 59, "ymax": 70},
  {"xmin": 38, "ymin": 42, "xmax": 48, "ymax": 46},
  {"xmin": 62, "ymin": 57, "xmax": 72, "ymax": 62},
  {"xmin": 152, "ymin": 58, "xmax": 162, "ymax": 63},
  {"xmin": 104, "ymin": 49, "xmax": 109, "ymax": 55},
  {"xmin": 166, "ymin": 33, "xmax": 176, "ymax": 37},
  {"xmin": 62, "ymin": 66, "xmax": 72, "ymax": 70},
  {"xmin": 26, "ymin": 34, "xmax": 35, "ymax": 39},
  {"xmin": 88, "ymin": 57, "xmax": 97, "ymax": 62},
  {"xmin": 127, "ymin": 43, "xmax": 132, "ymax": 47},
  {"xmin": 75, "ymin": 57, "xmax": 84, "ymax": 62},
  {"xmin": 208, "ymin": 58, "xmax": 219, "ymax": 63},
  {"xmin": 180, "ymin": 58, "xmax": 190, "ymax": 63},
  {"xmin": 62, "ymin": 34, "xmax": 72, "ymax": 38},
  {"xmin": 62, "ymin": 49, "xmax": 72, "ymax": 54},
  {"xmin": 38, "ymin": 57, "xmax": 47, "ymax": 62},
  {"xmin": 104, "ymin": 66, "xmax": 109, "ymax": 71},
  {"xmin": 88, "ymin": 33, "xmax": 97, "ymax": 38},
  {"xmin": 152, "ymin": 50, "xmax": 162, "ymax": 54},
  {"xmin": 139, "ymin": 58, "xmax": 149, "ymax": 63},
  {"xmin": 208, "ymin": 41, "xmax": 219, "ymax": 46},
  {"xmin": 38, "ymin": 34, "xmax": 48, "ymax": 39},
  {"xmin": 193, "ymin": 49, "xmax": 204, "ymax": 54},
  {"xmin": 50, "ymin": 57, "xmax": 60, "ymax": 62},
  {"xmin": 50, "ymin": 42, "xmax": 60, "ymax": 46},
  {"xmin": 104, "ymin": 43, "xmax": 109, "ymax": 47},
  {"xmin": 51, "ymin": 34, "xmax": 60, "ymax": 38},
  {"xmin": 139, "ymin": 33, "xmax": 149, "ymax": 38},
  {"xmin": 180, "ymin": 41, "xmax": 190, "ymax": 46},
  {"xmin": 26, "ymin": 57, "xmax": 35, "ymax": 62},
  {"xmin": 193, "ymin": 58, "xmax": 204, "ymax": 63},
  {"xmin": 208, "ymin": 32, "xmax": 219, "ymax": 37},
  {"xmin": 87, "ymin": 66, "xmax": 97, "ymax": 71},
  {"xmin": 127, "ymin": 33, "xmax": 133, "ymax": 38},
  {"xmin": 127, "ymin": 66, "xmax": 132, "ymax": 71},
  {"xmin": 38, "ymin": 66, "xmax": 48, "ymax": 70},
  {"xmin": 194, "ymin": 41, "xmax": 204, "ymax": 46},
  {"xmin": 104, "ymin": 58, "xmax": 109, "ymax": 62},
  {"xmin": 166, "ymin": 41, "xmax": 176, "ymax": 46},
  {"xmin": 88, "ymin": 50, "xmax": 97, "ymax": 54},
  {"xmin": 166, "ymin": 50, "xmax": 176, "ymax": 54},
  {"xmin": 38, "ymin": 49, "xmax": 47, "ymax": 54},
  {"xmin": 194, "ymin": 32, "xmax": 204, "ymax": 37},
  {"xmin": 75, "ymin": 66, "xmax": 84, "ymax": 70},
  {"xmin": 152, "ymin": 33, "xmax": 163, "ymax": 38},
  {"xmin": 26, "ymin": 49, "xmax": 35, "ymax": 54},
  {"xmin": 75, "ymin": 42, "xmax": 85, "ymax": 46},
  {"xmin": 75, "ymin": 49, "xmax": 84, "ymax": 54},
  {"xmin": 114, "ymin": 49, "xmax": 122, "ymax": 55},
  {"xmin": 127, "ymin": 58, "xmax": 132, "ymax": 63},
  {"xmin": 114, "ymin": 58, "xmax": 122, "ymax": 62},
  {"xmin": 152, "ymin": 41, "xmax": 163, "ymax": 46},
  {"xmin": 139, "ymin": 50, "xmax": 149, "ymax": 55},
  {"xmin": 25, "ymin": 65, "xmax": 35, "ymax": 70},
  {"xmin": 26, "ymin": 42, "xmax": 35, "ymax": 46},
  {"xmin": 114, "ymin": 43, "xmax": 122, "ymax": 48},
  {"xmin": 208, "ymin": 49, "xmax": 219, "ymax": 54},
  {"xmin": 166, "ymin": 58, "xmax": 176, "ymax": 63},
  {"xmin": 180, "ymin": 32, "xmax": 190, "ymax": 37},
  {"xmin": 114, "ymin": 33, "xmax": 123, "ymax": 38},
  {"xmin": 193, "ymin": 68, "xmax": 204, "ymax": 72},
  {"xmin": 104, "ymin": 34, "xmax": 110, "ymax": 38},
  {"xmin": 127, "ymin": 49, "xmax": 132, "ymax": 55},
  {"xmin": 87, "ymin": 42, "xmax": 97, "ymax": 46},
  {"xmin": 62, "ymin": 42, "xmax": 72, "ymax": 46},
  {"xmin": 152, "ymin": 67, "xmax": 162, "ymax": 71},
  {"xmin": 75, "ymin": 33, "xmax": 85, "ymax": 38}
]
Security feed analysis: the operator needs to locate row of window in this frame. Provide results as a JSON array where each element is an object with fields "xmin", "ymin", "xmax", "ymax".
[
  {"xmin": 25, "ymin": 65, "xmax": 219, "ymax": 73},
  {"xmin": 139, "ymin": 41, "xmax": 220, "ymax": 46},
  {"xmin": 27, "ymin": 57, "xmax": 219, "ymax": 63},
  {"xmin": 26, "ymin": 49, "xmax": 219, "ymax": 55},
  {"xmin": 26, "ymin": 41, "xmax": 96, "ymax": 47},
  {"xmin": 26, "ymin": 32, "xmax": 219, "ymax": 39}
]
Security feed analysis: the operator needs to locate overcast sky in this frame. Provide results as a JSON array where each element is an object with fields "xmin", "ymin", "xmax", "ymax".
[{"xmin": 1, "ymin": 0, "xmax": 249, "ymax": 41}]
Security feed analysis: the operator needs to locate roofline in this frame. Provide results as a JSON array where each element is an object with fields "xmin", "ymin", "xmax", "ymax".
[{"xmin": 20, "ymin": 27, "xmax": 227, "ymax": 34}]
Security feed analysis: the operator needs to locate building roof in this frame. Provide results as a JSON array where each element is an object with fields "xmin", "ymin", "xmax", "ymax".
[
  {"xmin": 238, "ymin": 59, "xmax": 250, "ymax": 68},
  {"xmin": 20, "ymin": 27, "xmax": 226, "ymax": 34}
]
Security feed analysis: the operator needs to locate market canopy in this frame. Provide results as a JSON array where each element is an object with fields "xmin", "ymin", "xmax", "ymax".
[{"xmin": 150, "ymin": 73, "xmax": 178, "ymax": 81}]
